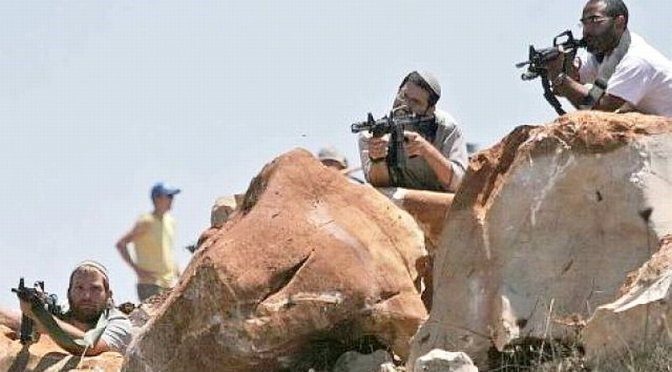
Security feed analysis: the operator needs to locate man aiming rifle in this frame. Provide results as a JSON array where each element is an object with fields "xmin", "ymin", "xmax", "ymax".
[
  {"xmin": 0, "ymin": 261, "xmax": 132, "ymax": 356},
  {"xmin": 356, "ymin": 71, "xmax": 469, "ymax": 192},
  {"xmin": 522, "ymin": 0, "xmax": 672, "ymax": 116}
]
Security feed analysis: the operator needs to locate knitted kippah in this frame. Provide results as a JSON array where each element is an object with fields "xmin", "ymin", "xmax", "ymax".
[{"xmin": 72, "ymin": 260, "xmax": 109, "ymax": 281}]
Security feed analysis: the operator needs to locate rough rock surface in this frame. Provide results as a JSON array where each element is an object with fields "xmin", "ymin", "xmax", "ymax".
[
  {"xmin": 124, "ymin": 149, "xmax": 428, "ymax": 371},
  {"xmin": 408, "ymin": 112, "xmax": 672, "ymax": 369},
  {"xmin": 582, "ymin": 234, "xmax": 672, "ymax": 361},
  {"xmin": 127, "ymin": 290, "xmax": 171, "ymax": 330},
  {"xmin": 0, "ymin": 325, "xmax": 123, "ymax": 371}
]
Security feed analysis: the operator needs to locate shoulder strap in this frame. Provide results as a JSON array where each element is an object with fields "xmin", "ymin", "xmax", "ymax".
[
  {"xmin": 543, "ymin": 75, "xmax": 566, "ymax": 115},
  {"xmin": 581, "ymin": 30, "xmax": 631, "ymax": 109},
  {"xmin": 31, "ymin": 301, "xmax": 108, "ymax": 352}
]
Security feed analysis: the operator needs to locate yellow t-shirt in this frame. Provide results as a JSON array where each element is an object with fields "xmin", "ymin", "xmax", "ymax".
[{"xmin": 132, "ymin": 212, "xmax": 179, "ymax": 288}]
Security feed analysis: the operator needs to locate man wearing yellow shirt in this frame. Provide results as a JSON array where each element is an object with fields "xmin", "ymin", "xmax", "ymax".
[{"xmin": 116, "ymin": 182, "xmax": 181, "ymax": 301}]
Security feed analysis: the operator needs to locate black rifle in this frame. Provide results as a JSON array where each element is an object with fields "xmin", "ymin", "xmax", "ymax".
[
  {"xmin": 351, "ymin": 112, "xmax": 434, "ymax": 181},
  {"xmin": 516, "ymin": 30, "xmax": 586, "ymax": 115},
  {"xmin": 11, "ymin": 278, "xmax": 62, "ymax": 345}
]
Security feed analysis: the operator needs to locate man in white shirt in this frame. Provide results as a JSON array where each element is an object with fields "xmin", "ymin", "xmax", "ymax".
[{"xmin": 547, "ymin": 0, "xmax": 672, "ymax": 117}]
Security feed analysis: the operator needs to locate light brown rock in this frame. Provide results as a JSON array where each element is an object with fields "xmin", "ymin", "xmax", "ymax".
[
  {"xmin": 124, "ymin": 149, "xmax": 428, "ymax": 371},
  {"xmin": 408, "ymin": 112, "xmax": 672, "ymax": 369}
]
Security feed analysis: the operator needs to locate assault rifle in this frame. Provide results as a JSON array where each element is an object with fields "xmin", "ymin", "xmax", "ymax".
[
  {"xmin": 11, "ymin": 278, "xmax": 62, "ymax": 345},
  {"xmin": 516, "ymin": 30, "xmax": 586, "ymax": 115},
  {"xmin": 350, "ymin": 111, "xmax": 434, "ymax": 172}
]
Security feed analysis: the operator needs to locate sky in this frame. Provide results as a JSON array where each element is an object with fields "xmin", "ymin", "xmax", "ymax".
[{"xmin": 1, "ymin": 0, "xmax": 671, "ymax": 308}]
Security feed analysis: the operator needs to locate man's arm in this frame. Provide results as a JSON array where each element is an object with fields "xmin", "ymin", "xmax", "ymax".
[
  {"xmin": 98, "ymin": 312, "xmax": 132, "ymax": 354},
  {"xmin": 43, "ymin": 318, "xmax": 113, "ymax": 355},
  {"xmin": 552, "ymin": 74, "xmax": 627, "ymax": 111},
  {"xmin": 367, "ymin": 162, "xmax": 392, "ymax": 187},
  {"xmin": 546, "ymin": 54, "xmax": 628, "ymax": 111},
  {"xmin": 18, "ymin": 300, "xmax": 113, "ymax": 355},
  {"xmin": 116, "ymin": 222, "xmax": 153, "ymax": 280},
  {"xmin": 359, "ymin": 134, "xmax": 392, "ymax": 187},
  {"xmin": 404, "ymin": 131, "xmax": 457, "ymax": 191}
]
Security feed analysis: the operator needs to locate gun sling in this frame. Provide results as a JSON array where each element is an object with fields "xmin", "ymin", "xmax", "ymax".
[
  {"xmin": 581, "ymin": 30, "xmax": 631, "ymax": 109},
  {"xmin": 543, "ymin": 75, "xmax": 566, "ymax": 115},
  {"xmin": 28, "ymin": 296, "xmax": 108, "ymax": 353}
]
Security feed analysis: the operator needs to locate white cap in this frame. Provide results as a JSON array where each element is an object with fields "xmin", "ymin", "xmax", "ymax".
[
  {"xmin": 72, "ymin": 260, "xmax": 109, "ymax": 281},
  {"xmin": 415, "ymin": 70, "xmax": 441, "ymax": 99},
  {"xmin": 317, "ymin": 146, "xmax": 348, "ymax": 168}
]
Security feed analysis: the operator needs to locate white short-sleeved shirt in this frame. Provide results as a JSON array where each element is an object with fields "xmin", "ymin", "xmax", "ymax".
[
  {"xmin": 97, "ymin": 308, "xmax": 132, "ymax": 354},
  {"xmin": 579, "ymin": 32, "xmax": 672, "ymax": 117}
]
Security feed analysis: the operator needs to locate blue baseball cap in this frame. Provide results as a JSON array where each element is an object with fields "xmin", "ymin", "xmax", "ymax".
[{"xmin": 150, "ymin": 182, "xmax": 181, "ymax": 199}]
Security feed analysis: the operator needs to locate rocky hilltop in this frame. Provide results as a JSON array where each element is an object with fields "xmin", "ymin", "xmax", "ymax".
[{"xmin": 2, "ymin": 111, "xmax": 672, "ymax": 371}]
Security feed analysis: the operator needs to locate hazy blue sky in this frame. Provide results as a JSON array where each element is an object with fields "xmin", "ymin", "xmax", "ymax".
[{"xmin": 2, "ymin": 1, "xmax": 670, "ymax": 308}]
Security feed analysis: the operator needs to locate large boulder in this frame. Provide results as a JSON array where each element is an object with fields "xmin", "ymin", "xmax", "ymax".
[
  {"xmin": 0, "ymin": 325, "xmax": 123, "ymax": 371},
  {"xmin": 124, "ymin": 149, "xmax": 428, "ymax": 371},
  {"xmin": 408, "ymin": 112, "xmax": 672, "ymax": 369}
]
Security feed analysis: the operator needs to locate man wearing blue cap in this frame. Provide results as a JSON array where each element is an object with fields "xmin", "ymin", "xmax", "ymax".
[{"xmin": 116, "ymin": 182, "xmax": 181, "ymax": 301}]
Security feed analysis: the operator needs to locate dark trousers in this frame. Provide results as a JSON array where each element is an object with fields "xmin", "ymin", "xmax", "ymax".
[{"xmin": 137, "ymin": 283, "xmax": 165, "ymax": 302}]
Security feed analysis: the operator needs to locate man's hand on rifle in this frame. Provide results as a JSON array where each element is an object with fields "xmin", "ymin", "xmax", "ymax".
[
  {"xmin": 545, "ymin": 49, "xmax": 581, "ymax": 97},
  {"xmin": 368, "ymin": 136, "xmax": 390, "ymax": 162},
  {"xmin": 545, "ymin": 54, "xmax": 565, "ymax": 80},
  {"xmin": 404, "ymin": 131, "xmax": 431, "ymax": 158},
  {"xmin": 18, "ymin": 299, "xmax": 37, "ymax": 322},
  {"xmin": 545, "ymin": 54, "xmax": 569, "ymax": 96},
  {"xmin": 17, "ymin": 289, "xmax": 47, "ymax": 334}
]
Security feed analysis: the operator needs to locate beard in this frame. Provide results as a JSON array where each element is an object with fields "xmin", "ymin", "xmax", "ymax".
[
  {"xmin": 585, "ymin": 38, "xmax": 598, "ymax": 54},
  {"xmin": 585, "ymin": 25, "xmax": 620, "ymax": 56},
  {"xmin": 585, "ymin": 36, "xmax": 611, "ymax": 55},
  {"xmin": 68, "ymin": 299, "xmax": 107, "ymax": 324}
]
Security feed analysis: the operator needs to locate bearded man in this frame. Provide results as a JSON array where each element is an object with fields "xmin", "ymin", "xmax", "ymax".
[
  {"xmin": 547, "ymin": 0, "xmax": 672, "ymax": 116},
  {"xmin": 0, "ymin": 261, "xmax": 131, "ymax": 355}
]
